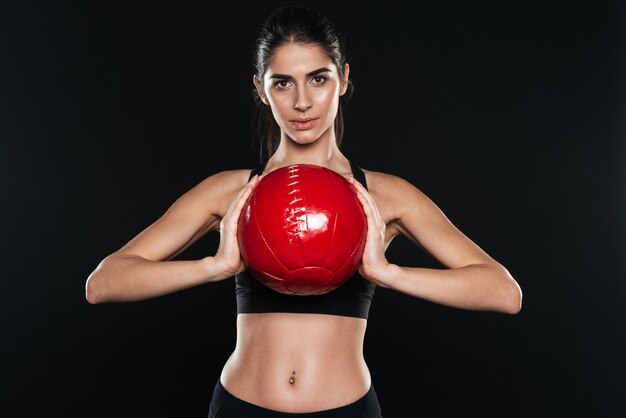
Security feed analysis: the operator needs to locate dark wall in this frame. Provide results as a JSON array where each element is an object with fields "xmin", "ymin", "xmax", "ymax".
[{"xmin": 2, "ymin": 1, "xmax": 624, "ymax": 417}]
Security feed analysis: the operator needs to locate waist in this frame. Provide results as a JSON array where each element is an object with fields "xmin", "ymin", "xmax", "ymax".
[{"xmin": 219, "ymin": 312, "xmax": 371, "ymax": 412}]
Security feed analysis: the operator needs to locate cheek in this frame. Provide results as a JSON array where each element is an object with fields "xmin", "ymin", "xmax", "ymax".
[
  {"xmin": 268, "ymin": 93, "xmax": 291, "ymax": 112},
  {"xmin": 316, "ymin": 88, "xmax": 340, "ymax": 118},
  {"xmin": 316, "ymin": 89, "xmax": 335, "ymax": 107},
  {"xmin": 265, "ymin": 95, "xmax": 293, "ymax": 129}
]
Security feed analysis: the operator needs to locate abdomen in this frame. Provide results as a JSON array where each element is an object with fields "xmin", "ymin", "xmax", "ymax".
[{"xmin": 219, "ymin": 312, "xmax": 371, "ymax": 413}]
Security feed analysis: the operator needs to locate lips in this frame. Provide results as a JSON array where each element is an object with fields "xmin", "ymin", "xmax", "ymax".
[{"xmin": 290, "ymin": 118, "xmax": 318, "ymax": 130}]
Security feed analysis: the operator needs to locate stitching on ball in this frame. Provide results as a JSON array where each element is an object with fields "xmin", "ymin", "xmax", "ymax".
[{"xmin": 284, "ymin": 166, "xmax": 307, "ymax": 244}]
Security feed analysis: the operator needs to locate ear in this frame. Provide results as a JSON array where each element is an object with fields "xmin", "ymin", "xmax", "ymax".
[
  {"xmin": 339, "ymin": 63, "xmax": 350, "ymax": 96},
  {"xmin": 253, "ymin": 75, "xmax": 269, "ymax": 105}
]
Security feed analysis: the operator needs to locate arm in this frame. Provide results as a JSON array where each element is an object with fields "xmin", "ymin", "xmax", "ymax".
[
  {"xmin": 352, "ymin": 174, "xmax": 522, "ymax": 314},
  {"xmin": 85, "ymin": 170, "xmax": 246, "ymax": 304},
  {"xmin": 381, "ymin": 262, "xmax": 521, "ymax": 314},
  {"xmin": 85, "ymin": 254, "xmax": 226, "ymax": 304}
]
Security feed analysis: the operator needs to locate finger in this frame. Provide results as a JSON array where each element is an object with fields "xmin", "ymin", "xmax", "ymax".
[
  {"xmin": 351, "ymin": 181, "xmax": 383, "ymax": 225},
  {"xmin": 354, "ymin": 191, "xmax": 375, "ymax": 227},
  {"xmin": 347, "ymin": 176, "xmax": 362, "ymax": 190},
  {"xmin": 356, "ymin": 186, "xmax": 382, "ymax": 224},
  {"xmin": 231, "ymin": 183, "xmax": 256, "ymax": 215},
  {"xmin": 354, "ymin": 192, "xmax": 386, "ymax": 252},
  {"xmin": 229, "ymin": 181, "xmax": 255, "ymax": 213},
  {"xmin": 359, "ymin": 198, "xmax": 380, "ymax": 246},
  {"xmin": 235, "ymin": 173, "xmax": 264, "ymax": 203},
  {"xmin": 225, "ymin": 178, "xmax": 260, "ymax": 221},
  {"xmin": 248, "ymin": 173, "xmax": 266, "ymax": 184}
]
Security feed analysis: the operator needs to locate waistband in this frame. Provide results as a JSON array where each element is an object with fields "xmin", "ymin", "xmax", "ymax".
[{"xmin": 209, "ymin": 378, "xmax": 382, "ymax": 417}]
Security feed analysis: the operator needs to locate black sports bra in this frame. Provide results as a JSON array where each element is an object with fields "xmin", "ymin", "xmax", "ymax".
[{"xmin": 235, "ymin": 160, "xmax": 376, "ymax": 319}]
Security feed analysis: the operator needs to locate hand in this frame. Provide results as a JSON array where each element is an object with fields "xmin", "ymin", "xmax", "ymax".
[
  {"xmin": 347, "ymin": 176, "xmax": 394, "ymax": 288},
  {"xmin": 214, "ymin": 173, "xmax": 265, "ymax": 278}
]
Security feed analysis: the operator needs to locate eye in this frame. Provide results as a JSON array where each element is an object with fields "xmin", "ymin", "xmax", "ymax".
[
  {"xmin": 311, "ymin": 76, "xmax": 327, "ymax": 85},
  {"xmin": 273, "ymin": 80, "xmax": 291, "ymax": 90},
  {"xmin": 272, "ymin": 76, "xmax": 327, "ymax": 90}
]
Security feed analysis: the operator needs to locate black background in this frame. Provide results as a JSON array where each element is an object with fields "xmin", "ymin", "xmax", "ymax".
[{"xmin": 2, "ymin": 1, "xmax": 625, "ymax": 417}]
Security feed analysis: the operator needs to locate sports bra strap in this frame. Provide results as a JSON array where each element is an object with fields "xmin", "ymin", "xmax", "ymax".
[
  {"xmin": 248, "ymin": 159, "xmax": 269, "ymax": 181},
  {"xmin": 349, "ymin": 159, "xmax": 368, "ymax": 190}
]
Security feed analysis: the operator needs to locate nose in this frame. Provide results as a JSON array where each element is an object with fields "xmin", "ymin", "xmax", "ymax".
[{"xmin": 293, "ymin": 88, "xmax": 312, "ymax": 111}]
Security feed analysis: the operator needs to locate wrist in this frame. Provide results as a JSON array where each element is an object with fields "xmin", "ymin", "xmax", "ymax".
[
  {"xmin": 201, "ymin": 256, "xmax": 229, "ymax": 283},
  {"xmin": 373, "ymin": 262, "xmax": 401, "ymax": 289}
]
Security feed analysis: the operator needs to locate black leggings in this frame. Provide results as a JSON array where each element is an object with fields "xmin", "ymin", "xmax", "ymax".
[{"xmin": 207, "ymin": 378, "xmax": 383, "ymax": 417}]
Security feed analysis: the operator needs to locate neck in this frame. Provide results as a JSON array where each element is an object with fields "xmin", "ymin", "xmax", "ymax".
[{"xmin": 271, "ymin": 126, "xmax": 346, "ymax": 168}]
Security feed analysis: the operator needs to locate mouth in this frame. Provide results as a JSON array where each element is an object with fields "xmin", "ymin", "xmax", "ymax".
[{"xmin": 290, "ymin": 118, "xmax": 318, "ymax": 131}]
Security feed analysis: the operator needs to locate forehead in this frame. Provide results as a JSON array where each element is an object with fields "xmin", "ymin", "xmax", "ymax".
[{"xmin": 266, "ymin": 43, "xmax": 335, "ymax": 76}]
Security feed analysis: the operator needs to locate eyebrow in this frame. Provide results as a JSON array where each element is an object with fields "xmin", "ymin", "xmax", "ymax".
[{"xmin": 268, "ymin": 67, "xmax": 332, "ymax": 80}]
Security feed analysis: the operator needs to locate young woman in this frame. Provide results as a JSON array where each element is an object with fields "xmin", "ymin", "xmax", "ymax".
[{"xmin": 86, "ymin": 5, "xmax": 522, "ymax": 417}]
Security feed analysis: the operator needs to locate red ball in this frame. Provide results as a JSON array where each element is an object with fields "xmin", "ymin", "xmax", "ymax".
[{"xmin": 237, "ymin": 163, "xmax": 367, "ymax": 295}]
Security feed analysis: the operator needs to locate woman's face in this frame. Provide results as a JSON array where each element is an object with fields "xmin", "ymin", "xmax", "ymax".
[{"xmin": 253, "ymin": 42, "xmax": 349, "ymax": 144}]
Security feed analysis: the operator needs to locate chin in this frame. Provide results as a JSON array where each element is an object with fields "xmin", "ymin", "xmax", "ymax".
[{"xmin": 291, "ymin": 131, "xmax": 318, "ymax": 143}]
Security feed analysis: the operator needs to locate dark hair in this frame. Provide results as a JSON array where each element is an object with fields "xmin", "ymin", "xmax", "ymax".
[{"xmin": 251, "ymin": 5, "xmax": 355, "ymax": 163}]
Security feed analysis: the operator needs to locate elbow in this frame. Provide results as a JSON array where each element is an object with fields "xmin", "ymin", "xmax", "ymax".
[
  {"xmin": 503, "ymin": 290, "xmax": 522, "ymax": 315},
  {"xmin": 86, "ymin": 255, "xmax": 117, "ymax": 304},
  {"xmin": 501, "ymin": 271, "xmax": 523, "ymax": 315},
  {"xmin": 85, "ymin": 274, "xmax": 100, "ymax": 304},
  {"xmin": 86, "ymin": 265, "xmax": 109, "ymax": 304},
  {"xmin": 483, "ymin": 263, "xmax": 522, "ymax": 314}
]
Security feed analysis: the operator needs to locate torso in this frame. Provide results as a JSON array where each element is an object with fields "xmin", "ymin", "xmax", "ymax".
[
  {"xmin": 220, "ymin": 313, "xmax": 370, "ymax": 412},
  {"xmin": 213, "ymin": 165, "xmax": 399, "ymax": 413}
]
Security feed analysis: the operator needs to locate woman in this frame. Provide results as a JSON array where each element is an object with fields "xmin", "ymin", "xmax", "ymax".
[{"xmin": 86, "ymin": 5, "xmax": 522, "ymax": 417}]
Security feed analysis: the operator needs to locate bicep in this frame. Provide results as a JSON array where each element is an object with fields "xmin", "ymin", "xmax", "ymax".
[
  {"xmin": 391, "ymin": 178, "xmax": 495, "ymax": 269},
  {"xmin": 113, "ymin": 172, "xmax": 228, "ymax": 262}
]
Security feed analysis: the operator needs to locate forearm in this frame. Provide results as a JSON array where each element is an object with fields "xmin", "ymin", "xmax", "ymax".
[
  {"xmin": 85, "ymin": 254, "xmax": 227, "ymax": 304},
  {"xmin": 381, "ymin": 263, "xmax": 522, "ymax": 314}
]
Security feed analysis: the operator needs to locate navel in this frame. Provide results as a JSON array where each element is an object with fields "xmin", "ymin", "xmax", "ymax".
[{"xmin": 289, "ymin": 370, "xmax": 296, "ymax": 385}]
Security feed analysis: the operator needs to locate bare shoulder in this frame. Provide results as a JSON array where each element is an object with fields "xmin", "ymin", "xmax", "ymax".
[
  {"xmin": 186, "ymin": 168, "xmax": 253, "ymax": 221},
  {"xmin": 363, "ymin": 168, "xmax": 496, "ymax": 268},
  {"xmin": 192, "ymin": 168, "xmax": 251, "ymax": 199},
  {"xmin": 361, "ymin": 168, "xmax": 411, "ymax": 191},
  {"xmin": 160, "ymin": 167, "xmax": 253, "ymax": 237},
  {"xmin": 360, "ymin": 168, "xmax": 426, "ymax": 222},
  {"xmin": 112, "ymin": 168, "xmax": 253, "ymax": 262}
]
